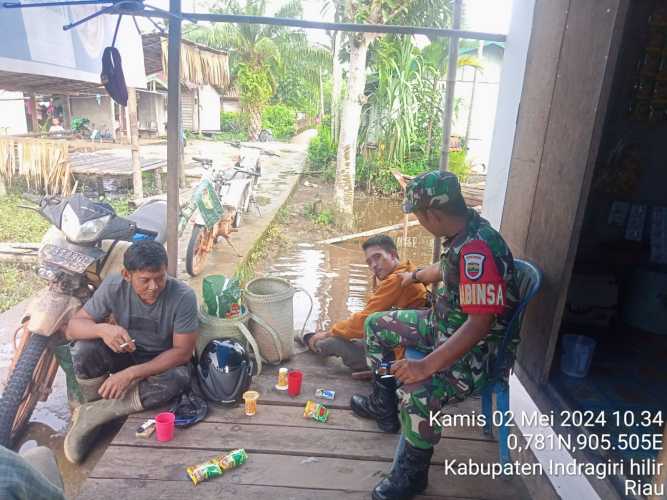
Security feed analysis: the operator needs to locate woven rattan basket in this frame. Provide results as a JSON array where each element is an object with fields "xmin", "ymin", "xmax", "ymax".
[
  {"xmin": 197, "ymin": 305, "xmax": 263, "ymax": 375},
  {"xmin": 244, "ymin": 277, "xmax": 313, "ymax": 364}
]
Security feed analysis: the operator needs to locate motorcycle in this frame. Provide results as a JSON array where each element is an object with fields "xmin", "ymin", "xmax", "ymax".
[
  {"xmin": 0, "ymin": 193, "xmax": 167, "ymax": 447},
  {"xmin": 182, "ymin": 148, "xmax": 261, "ymax": 277}
]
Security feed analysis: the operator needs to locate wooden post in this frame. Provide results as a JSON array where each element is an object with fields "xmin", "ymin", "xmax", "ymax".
[
  {"xmin": 62, "ymin": 95, "xmax": 72, "ymax": 129},
  {"xmin": 112, "ymin": 101, "xmax": 120, "ymax": 142},
  {"xmin": 166, "ymin": 0, "xmax": 182, "ymax": 277},
  {"xmin": 29, "ymin": 95, "xmax": 39, "ymax": 133},
  {"xmin": 127, "ymin": 87, "xmax": 143, "ymax": 201}
]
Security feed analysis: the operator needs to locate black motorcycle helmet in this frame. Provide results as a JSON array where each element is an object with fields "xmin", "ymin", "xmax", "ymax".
[{"xmin": 197, "ymin": 338, "xmax": 253, "ymax": 407}]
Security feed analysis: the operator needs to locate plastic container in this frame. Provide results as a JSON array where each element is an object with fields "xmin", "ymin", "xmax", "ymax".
[
  {"xmin": 155, "ymin": 412, "xmax": 175, "ymax": 442},
  {"xmin": 288, "ymin": 370, "xmax": 303, "ymax": 397},
  {"xmin": 243, "ymin": 390, "xmax": 259, "ymax": 416},
  {"xmin": 560, "ymin": 335, "xmax": 596, "ymax": 378}
]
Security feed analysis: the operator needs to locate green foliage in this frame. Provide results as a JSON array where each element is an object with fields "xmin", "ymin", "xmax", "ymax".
[
  {"xmin": 237, "ymin": 64, "xmax": 273, "ymax": 109},
  {"xmin": 0, "ymin": 263, "xmax": 42, "ymax": 313},
  {"xmin": 187, "ymin": 0, "xmax": 330, "ymax": 137},
  {"xmin": 307, "ymin": 125, "xmax": 337, "ymax": 181},
  {"xmin": 71, "ymin": 117, "xmax": 90, "ymax": 131},
  {"xmin": 104, "ymin": 197, "xmax": 131, "ymax": 217},
  {"xmin": 261, "ymin": 104, "xmax": 296, "ymax": 140},
  {"xmin": 220, "ymin": 111, "xmax": 245, "ymax": 133},
  {"xmin": 357, "ymin": 150, "xmax": 471, "ymax": 195},
  {"xmin": 0, "ymin": 194, "xmax": 50, "ymax": 242},
  {"xmin": 273, "ymin": 72, "xmax": 319, "ymax": 117},
  {"xmin": 303, "ymin": 201, "xmax": 334, "ymax": 225},
  {"xmin": 447, "ymin": 151, "xmax": 471, "ymax": 182}
]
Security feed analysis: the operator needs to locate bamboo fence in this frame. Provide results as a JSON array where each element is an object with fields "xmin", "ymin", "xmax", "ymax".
[{"xmin": 0, "ymin": 137, "xmax": 73, "ymax": 195}]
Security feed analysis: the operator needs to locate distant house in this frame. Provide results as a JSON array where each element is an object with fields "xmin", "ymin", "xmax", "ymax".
[
  {"xmin": 0, "ymin": 90, "xmax": 27, "ymax": 135},
  {"xmin": 61, "ymin": 33, "xmax": 231, "ymax": 137},
  {"xmin": 453, "ymin": 41, "xmax": 505, "ymax": 171},
  {"xmin": 137, "ymin": 33, "xmax": 230, "ymax": 135},
  {"xmin": 222, "ymin": 86, "xmax": 241, "ymax": 114}
]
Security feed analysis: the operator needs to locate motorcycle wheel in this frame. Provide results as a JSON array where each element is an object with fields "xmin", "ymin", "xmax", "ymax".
[
  {"xmin": 186, "ymin": 225, "xmax": 210, "ymax": 276},
  {"xmin": 233, "ymin": 187, "xmax": 250, "ymax": 228},
  {"xmin": 0, "ymin": 334, "xmax": 49, "ymax": 447}
]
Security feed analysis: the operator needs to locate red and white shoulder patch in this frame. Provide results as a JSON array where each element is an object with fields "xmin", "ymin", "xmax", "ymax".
[{"xmin": 458, "ymin": 240, "xmax": 506, "ymax": 314}]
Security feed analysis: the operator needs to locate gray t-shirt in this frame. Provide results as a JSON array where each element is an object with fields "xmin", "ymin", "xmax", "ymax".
[{"xmin": 83, "ymin": 273, "xmax": 198, "ymax": 357}]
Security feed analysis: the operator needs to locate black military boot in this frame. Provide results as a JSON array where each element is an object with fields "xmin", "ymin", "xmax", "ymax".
[
  {"xmin": 372, "ymin": 441, "xmax": 433, "ymax": 500},
  {"xmin": 350, "ymin": 374, "xmax": 400, "ymax": 433}
]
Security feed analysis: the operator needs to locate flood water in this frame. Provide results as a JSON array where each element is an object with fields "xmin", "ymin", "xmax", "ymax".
[
  {"xmin": 0, "ymin": 194, "xmax": 437, "ymax": 497},
  {"xmin": 256, "ymin": 196, "xmax": 436, "ymax": 334}
]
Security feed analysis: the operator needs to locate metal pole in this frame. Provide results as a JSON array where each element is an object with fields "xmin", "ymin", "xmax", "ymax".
[
  {"xmin": 131, "ymin": 10, "xmax": 506, "ymax": 42},
  {"xmin": 166, "ymin": 0, "xmax": 181, "ymax": 277},
  {"xmin": 439, "ymin": 0, "xmax": 462, "ymax": 172},
  {"xmin": 464, "ymin": 40, "xmax": 484, "ymax": 150},
  {"xmin": 433, "ymin": 0, "xmax": 462, "ymax": 264}
]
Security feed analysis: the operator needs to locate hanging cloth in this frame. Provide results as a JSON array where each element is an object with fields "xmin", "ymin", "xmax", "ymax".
[{"xmin": 100, "ymin": 46, "xmax": 128, "ymax": 106}]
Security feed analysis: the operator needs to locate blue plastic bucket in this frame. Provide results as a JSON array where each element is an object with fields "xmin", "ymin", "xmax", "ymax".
[{"xmin": 560, "ymin": 335, "xmax": 596, "ymax": 378}]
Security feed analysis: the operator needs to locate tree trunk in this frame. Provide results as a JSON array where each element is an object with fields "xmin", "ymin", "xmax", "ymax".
[
  {"xmin": 331, "ymin": 30, "xmax": 343, "ymax": 141},
  {"xmin": 334, "ymin": 34, "xmax": 372, "ymax": 218},
  {"xmin": 247, "ymin": 105, "xmax": 262, "ymax": 141}
]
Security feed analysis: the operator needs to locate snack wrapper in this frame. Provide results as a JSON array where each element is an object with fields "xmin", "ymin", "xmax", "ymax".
[
  {"xmin": 315, "ymin": 388, "xmax": 336, "ymax": 400},
  {"xmin": 186, "ymin": 448, "xmax": 248, "ymax": 485},
  {"xmin": 304, "ymin": 400, "xmax": 329, "ymax": 423}
]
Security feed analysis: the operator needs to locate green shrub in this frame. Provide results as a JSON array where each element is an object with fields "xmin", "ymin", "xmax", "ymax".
[
  {"xmin": 303, "ymin": 201, "xmax": 334, "ymax": 225},
  {"xmin": 307, "ymin": 126, "xmax": 336, "ymax": 181},
  {"xmin": 220, "ymin": 111, "xmax": 244, "ymax": 133},
  {"xmin": 261, "ymin": 104, "xmax": 296, "ymax": 140},
  {"xmin": 447, "ymin": 150, "xmax": 471, "ymax": 183}
]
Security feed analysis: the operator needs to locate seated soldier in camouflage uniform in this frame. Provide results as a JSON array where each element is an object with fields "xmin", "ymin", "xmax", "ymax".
[{"xmin": 350, "ymin": 170, "xmax": 518, "ymax": 500}]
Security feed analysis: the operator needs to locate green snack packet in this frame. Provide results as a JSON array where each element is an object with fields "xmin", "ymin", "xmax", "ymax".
[
  {"xmin": 203, "ymin": 275, "xmax": 242, "ymax": 318},
  {"xmin": 187, "ymin": 460, "xmax": 223, "ymax": 486},
  {"xmin": 219, "ymin": 448, "xmax": 248, "ymax": 471}
]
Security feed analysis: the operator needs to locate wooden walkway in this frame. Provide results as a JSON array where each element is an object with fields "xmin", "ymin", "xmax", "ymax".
[
  {"xmin": 69, "ymin": 151, "xmax": 166, "ymax": 176},
  {"xmin": 77, "ymin": 349, "xmax": 528, "ymax": 500}
]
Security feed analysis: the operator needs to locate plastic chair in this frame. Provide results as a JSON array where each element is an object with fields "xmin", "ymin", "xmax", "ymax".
[{"xmin": 406, "ymin": 258, "xmax": 542, "ymax": 466}]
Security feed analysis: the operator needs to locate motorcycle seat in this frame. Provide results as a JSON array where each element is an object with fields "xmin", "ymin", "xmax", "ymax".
[{"xmin": 127, "ymin": 199, "xmax": 167, "ymax": 244}]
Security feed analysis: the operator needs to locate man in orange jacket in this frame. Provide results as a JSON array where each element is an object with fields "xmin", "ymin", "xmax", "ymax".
[{"xmin": 304, "ymin": 235, "xmax": 427, "ymax": 371}]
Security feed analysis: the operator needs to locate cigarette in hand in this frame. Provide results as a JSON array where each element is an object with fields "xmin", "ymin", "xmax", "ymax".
[{"xmin": 119, "ymin": 338, "xmax": 135, "ymax": 349}]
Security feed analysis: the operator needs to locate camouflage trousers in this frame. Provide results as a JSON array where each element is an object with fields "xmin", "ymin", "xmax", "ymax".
[{"xmin": 364, "ymin": 309, "xmax": 490, "ymax": 450}]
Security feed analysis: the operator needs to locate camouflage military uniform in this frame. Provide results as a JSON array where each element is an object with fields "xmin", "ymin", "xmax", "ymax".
[{"xmin": 364, "ymin": 171, "xmax": 518, "ymax": 450}]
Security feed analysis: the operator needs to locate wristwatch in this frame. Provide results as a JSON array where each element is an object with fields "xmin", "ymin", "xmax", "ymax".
[{"xmin": 412, "ymin": 268, "xmax": 422, "ymax": 283}]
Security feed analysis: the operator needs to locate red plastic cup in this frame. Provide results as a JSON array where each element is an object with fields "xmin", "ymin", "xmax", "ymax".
[
  {"xmin": 287, "ymin": 370, "xmax": 303, "ymax": 397},
  {"xmin": 155, "ymin": 412, "xmax": 175, "ymax": 442}
]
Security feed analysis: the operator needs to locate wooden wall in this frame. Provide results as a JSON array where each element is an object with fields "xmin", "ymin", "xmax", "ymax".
[{"xmin": 501, "ymin": 0, "xmax": 630, "ymax": 384}]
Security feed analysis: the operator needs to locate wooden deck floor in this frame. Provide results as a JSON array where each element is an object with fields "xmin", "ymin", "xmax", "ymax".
[{"xmin": 77, "ymin": 348, "xmax": 528, "ymax": 500}]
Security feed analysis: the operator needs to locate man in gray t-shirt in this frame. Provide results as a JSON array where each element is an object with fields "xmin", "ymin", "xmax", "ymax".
[{"xmin": 63, "ymin": 241, "xmax": 198, "ymax": 464}]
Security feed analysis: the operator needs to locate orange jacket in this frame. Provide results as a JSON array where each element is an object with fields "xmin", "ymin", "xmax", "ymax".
[{"xmin": 330, "ymin": 261, "xmax": 428, "ymax": 341}]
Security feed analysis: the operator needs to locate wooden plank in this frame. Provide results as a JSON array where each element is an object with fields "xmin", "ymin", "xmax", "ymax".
[
  {"xmin": 87, "ymin": 448, "xmax": 523, "ymax": 500},
  {"xmin": 500, "ymin": 0, "xmax": 570, "ymax": 255},
  {"xmin": 509, "ymin": 0, "xmax": 627, "ymax": 383},
  {"xmin": 128, "ymin": 403, "xmax": 494, "ymax": 442},
  {"xmin": 318, "ymin": 221, "xmax": 420, "ymax": 245},
  {"xmin": 77, "ymin": 479, "xmax": 386, "ymax": 500},
  {"xmin": 110, "ymin": 420, "xmax": 500, "ymax": 465}
]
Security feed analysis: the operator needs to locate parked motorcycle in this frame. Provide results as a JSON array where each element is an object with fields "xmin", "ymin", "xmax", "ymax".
[
  {"xmin": 0, "ymin": 193, "xmax": 167, "ymax": 447},
  {"xmin": 182, "ymin": 148, "xmax": 261, "ymax": 277}
]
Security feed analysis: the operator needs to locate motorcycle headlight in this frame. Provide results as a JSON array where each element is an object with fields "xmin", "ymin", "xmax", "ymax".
[{"xmin": 61, "ymin": 204, "xmax": 111, "ymax": 243}]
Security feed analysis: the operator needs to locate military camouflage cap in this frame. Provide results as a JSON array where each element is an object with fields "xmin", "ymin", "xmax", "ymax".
[{"xmin": 402, "ymin": 170, "xmax": 467, "ymax": 214}]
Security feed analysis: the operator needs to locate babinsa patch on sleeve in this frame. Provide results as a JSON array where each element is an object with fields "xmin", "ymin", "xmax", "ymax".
[{"xmin": 463, "ymin": 253, "xmax": 485, "ymax": 280}]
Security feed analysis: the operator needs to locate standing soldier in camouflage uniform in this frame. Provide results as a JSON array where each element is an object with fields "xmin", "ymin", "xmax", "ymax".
[{"xmin": 351, "ymin": 170, "xmax": 518, "ymax": 500}]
